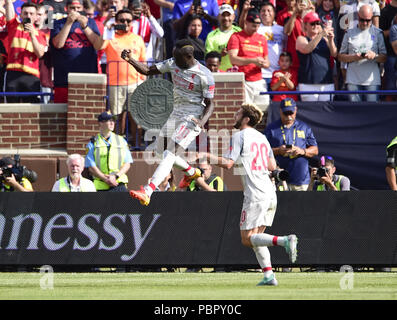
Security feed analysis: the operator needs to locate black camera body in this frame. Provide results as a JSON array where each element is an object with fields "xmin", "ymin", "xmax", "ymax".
[
  {"xmin": 22, "ymin": 17, "xmax": 31, "ymax": 24},
  {"xmin": 271, "ymin": 169, "xmax": 289, "ymax": 183},
  {"xmin": 316, "ymin": 166, "xmax": 329, "ymax": 179},
  {"xmin": 0, "ymin": 155, "xmax": 38, "ymax": 183}
]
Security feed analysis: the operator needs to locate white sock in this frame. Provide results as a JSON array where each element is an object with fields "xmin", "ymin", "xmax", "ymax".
[
  {"xmin": 173, "ymin": 155, "xmax": 190, "ymax": 171},
  {"xmin": 252, "ymin": 246, "xmax": 273, "ymax": 277},
  {"xmin": 250, "ymin": 233, "xmax": 286, "ymax": 247},
  {"xmin": 145, "ymin": 151, "xmax": 176, "ymax": 196}
]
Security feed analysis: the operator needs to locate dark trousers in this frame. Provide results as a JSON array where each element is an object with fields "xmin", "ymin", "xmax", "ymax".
[
  {"xmin": 5, "ymin": 70, "xmax": 41, "ymax": 103},
  {"xmin": 98, "ymin": 183, "xmax": 128, "ymax": 192}
]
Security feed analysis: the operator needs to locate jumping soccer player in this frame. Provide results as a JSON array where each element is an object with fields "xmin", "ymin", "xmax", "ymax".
[
  {"xmin": 199, "ymin": 103, "xmax": 298, "ymax": 286},
  {"xmin": 121, "ymin": 39, "xmax": 215, "ymax": 206}
]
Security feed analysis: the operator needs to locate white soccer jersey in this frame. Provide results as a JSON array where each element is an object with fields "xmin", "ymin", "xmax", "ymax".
[
  {"xmin": 226, "ymin": 128, "xmax": 276, "ymax": 201},
  {"xmin": 155, "ymin": 58, "xmax": 215, "ymax": 118}
]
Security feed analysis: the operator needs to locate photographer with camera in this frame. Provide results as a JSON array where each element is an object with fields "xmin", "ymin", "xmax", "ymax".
[
  {"xmin": 4, "ymin": 0, "xmax": 47, "ymax": 103},
  {"xmin": 270, "ymin": 167, "xmax": 290, "ymax": 191},
  {"xmin": 0, "ymin": 156, "xmax": 35, "ymax": 192},
  {"xmin": 308, "ymin": 156, "xmax": 350, "ymax": 191},
  {"xmin": 386, "ymin": 136, "xmax": 397, "ymax": 191}
]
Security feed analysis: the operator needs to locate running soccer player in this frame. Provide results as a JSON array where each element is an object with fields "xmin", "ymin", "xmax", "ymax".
[
  {"xmin": 199, "ymin": 103, "xmax": 298, "ymax": 286},
  {"xmin": 121, "ymin": 39, "xmax": 215, "ymax": 206}
]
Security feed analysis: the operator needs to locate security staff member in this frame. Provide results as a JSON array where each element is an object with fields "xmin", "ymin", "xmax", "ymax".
[
  {"xmin": 264, "ymin": 98, "xmax": 319, "ymax": 191},
  {"xmin": 85, "ymin": 111, "xmax": 133, "ymax": 191},
  {"xmin": 386, "ymin": 136, "xmax": 397, "ymax": 191},
  {"xmin": 188, "ymin": 163, "xmax": 226, "ymax": 191}
]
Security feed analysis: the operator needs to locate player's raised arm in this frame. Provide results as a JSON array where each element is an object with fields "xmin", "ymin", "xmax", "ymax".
[{"xmin": 121, "ymin": 49, "xmax": 161, "ymax": 76}]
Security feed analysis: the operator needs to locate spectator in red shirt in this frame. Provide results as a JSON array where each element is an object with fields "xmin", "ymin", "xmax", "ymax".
[
  {"xmin": 270, "ymin": 51, "xmax": 298, "ymax": 101},
  {"xmin": 283, "ymin": 0, "xmax": 314, "ymax": 71},
  {"xmin": 228, "ymin": 8, "xmax": 270, "ymax": 113},
  {"xmin": 276, "ymin": 0, "xmax": 296, "ymax": 26},
  {"xmin": 4, "ymin": 0, "xmax": 46, "ymax": 103}
]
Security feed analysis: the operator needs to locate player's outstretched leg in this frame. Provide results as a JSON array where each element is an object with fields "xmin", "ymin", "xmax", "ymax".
[
  {"xmin": 130, "ymin": 185, "xmax": 151, "ymax": 206},
  {"xmin": 178, "ymin": 166, "xmax": 202, "ymax": 189},
  {"xmin": 284, "ymin": 234, "xmax": 298, "ymax": 263}
]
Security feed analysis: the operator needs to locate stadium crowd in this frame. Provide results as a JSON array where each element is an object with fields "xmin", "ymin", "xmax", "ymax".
[{"xmin": 0, "ymin": 0, "xmax": 393, "ymax": 105}]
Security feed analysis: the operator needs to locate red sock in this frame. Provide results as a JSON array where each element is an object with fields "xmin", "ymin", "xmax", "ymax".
[{"xmin": 148, "ymin": 182, "xmax": 156, "ymax": 191}]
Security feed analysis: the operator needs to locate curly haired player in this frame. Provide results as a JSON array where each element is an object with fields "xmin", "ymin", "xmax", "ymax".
[{"xmin": 199, "ymin": 103, "xmax": 298, "ymax": 286}]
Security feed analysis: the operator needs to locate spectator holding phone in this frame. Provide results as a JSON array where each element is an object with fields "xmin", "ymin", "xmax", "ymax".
[
  {"xmin": 50, "ymin": 0, "xmax": 102, "ymax": 103},
  {"xmin": 173, "ymin": 0, "xmax": 219, "ymax": 42},
  {"xmin": 296, "ymin": 11, "xmax": 337, "ymax": 101},
  {"xmin": 128, "ymin": 0, "xmax": 164, "ymax": 64},
  {"xmin": 4, "ymin": 0, "xmax": 47, "ymax": 103},
  {"xmin": 338, "ymin": 4, "xmax": 386, "ymax": 102},
  {"xmin": 96, "ymin": 9, "xmax": 146, "ymax": 115}
]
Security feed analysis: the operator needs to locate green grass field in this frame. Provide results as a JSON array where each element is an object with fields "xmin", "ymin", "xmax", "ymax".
[{"xmin": 0, "ymin": 271, "xmax": 396, "ymax": 300}]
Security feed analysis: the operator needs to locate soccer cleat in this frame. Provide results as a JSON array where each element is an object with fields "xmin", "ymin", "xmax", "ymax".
[
  {"xmin": 129, "ymin": 186, "xmax": 150, "ymax": 206},
  {"xmin": 284, "ymin": 234, "xmax": 298, "ymax": 263},
  {"xmin": 178, "ymin": 168, "xmax": 202, "ymax": 189},
  {"xmin": 257, "ymin": 273, "xmax": 278, "ymax": 286}
]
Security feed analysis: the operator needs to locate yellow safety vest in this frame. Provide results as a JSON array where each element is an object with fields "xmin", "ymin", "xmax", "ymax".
[
  {"xmin": 189, "ymin": 176, "xmax": 224, "ymax": 191},
  {"xmin": 316, "ymin": 175, "xmax": 344, "ymax": 191},
  {"xmin": 93, "ymin": 132, "xmax": 129, "ymax": 190},
  {"xmin": 58, "ymin": 177, "xmax": 91, "ymax": 192},
  {"xmin": 2, "ymin": 177, "xmax": 32, "ymax": 192}
]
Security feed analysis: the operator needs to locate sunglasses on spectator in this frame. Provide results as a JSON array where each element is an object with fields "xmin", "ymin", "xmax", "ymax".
[
  {"xmin": 359, "ymin": 17, "xmax": 372, "ymax": 23},
  {"xmin": 118, "ymin": 19, "xmax": 132, "ymax": 23},
  {"xmin": 282, "ymin": 111, "xmax": 294, "ymax": 116},
  {"xmin": 310, "ymin": 21, "xmax": 321, "ymax": 26}
]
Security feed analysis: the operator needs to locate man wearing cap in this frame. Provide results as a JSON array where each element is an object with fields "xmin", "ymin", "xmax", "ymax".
[
  {"xmin": 52, "ymin": 154, "xmax": 96, "ymax": 192},
  {"xmin": 338, "ymin": 4, "xmax": 386, "ymax": 102},
  {"xmin": 228, "ymin": 8, "xmax": 270, "ymax": 113},
  {"xmin": 205, "ymin": 4, "xmax": 241, "ymax": 72},
  {"xmin": 264, "ymin": 98, "xmax": 318, "ymax": 191},
  {"xmin": 239, "ymin": 1, "xmax": 286, "ymax": 89},
  {"xmin": 85, "ymin": 112, "xmax": 133, "ymax": 191},
  {"xmin": 4, "ymin": 0, "xmax": 47, "ymax": 103},
  {"xmin": 50, "ymin": 0, "xmax": 102, "ymax": 103},
  {"xmin": 308, "ymin": 156, "xmax": 351, "ymax": 191},
  {"xmin": 0, "ymin": 157, "xmax": 33, "ymax": 192},
  {"xmin": 296, "ymin": 11, "xmax": 337, "ymax": 101}
]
